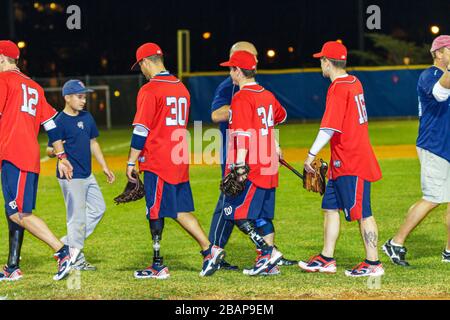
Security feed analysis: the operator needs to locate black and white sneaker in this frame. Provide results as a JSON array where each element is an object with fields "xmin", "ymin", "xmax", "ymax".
[
  {"xmin": 382, "ymin": 239, "xmax": 410, "ymax": 267},
  {"xmin": 442, "ymin": 249, "xmax": 450, "ymax": 263},
  {"xmin": 278, "ymin": 257, "xmax": 298, "ymax": 266}
]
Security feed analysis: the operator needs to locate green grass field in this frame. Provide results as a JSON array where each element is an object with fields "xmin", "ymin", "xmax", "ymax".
[{"xmin": 1, "ymin": 119, "xmax": 449, "ymax": 300}]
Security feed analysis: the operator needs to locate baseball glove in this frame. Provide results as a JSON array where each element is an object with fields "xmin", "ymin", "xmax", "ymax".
[
  {"xmin": 303, "ymin": 159, "xmax": 328, "ymax": 195},
  {"xmin": 114, "ymin": 171, "xmax": 145, "ymax": 204},
  {"xmin": 220, "ymin": 163, "xmax": 250, "ymax": 197}
]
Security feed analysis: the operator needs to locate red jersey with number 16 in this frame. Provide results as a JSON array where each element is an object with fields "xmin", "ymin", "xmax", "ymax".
[
  {"xmin": 133, "ymin": 74, "xmax": 190, "ymax": 185},
  {"xmin": 320, "ymin": 75, "xmax": 381, "ymax": 182},
  {"xmin": 227, "ymin": 83, "xmax": 287, "ymax": 189},
  {"xmin": 0, "ymin": 70, "xmax": 57, "ymax": 174}
]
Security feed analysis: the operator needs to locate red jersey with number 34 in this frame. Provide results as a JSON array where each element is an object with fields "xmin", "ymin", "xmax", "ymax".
[
  {"xmin": 133, "ymin": 74, "xmax": 190, "ymax": 185},
  {"xmin": 0, "ymin": 70, "xmax": 57, "ymax": 174},
  {"xmin": 227, "ymin": 83, "xmax": 287, "ymax": 189},
  {"xmin": 320, "ymin": 75, "xmax": 381, "ymax": 182}
]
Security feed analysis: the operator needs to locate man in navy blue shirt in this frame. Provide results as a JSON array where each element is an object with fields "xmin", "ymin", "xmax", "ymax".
[
  {"xmin": 46, "ymin": 80, "xmax": 115, "ymax": 271},
  {"xmin": 209, "ymin": 42, "xmax": 296, "ymax": 272},
  {"xmin": 383, "ymin": 35, "xmax": 450, "ymax": 266}
]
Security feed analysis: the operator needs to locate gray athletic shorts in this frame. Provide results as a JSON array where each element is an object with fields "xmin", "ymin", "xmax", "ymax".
[{"xmin": 417, "ymin": 147, "xmax": 450, "ymax": 204}]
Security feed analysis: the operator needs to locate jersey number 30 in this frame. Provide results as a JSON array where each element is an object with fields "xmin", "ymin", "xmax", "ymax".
[
  {"xmin": 21, "ymin": 84, "xmax": 39, "ymax": 117},
  {"xmin": 166, "ymin": 97, "xmax": 188, "ymax": 126}
]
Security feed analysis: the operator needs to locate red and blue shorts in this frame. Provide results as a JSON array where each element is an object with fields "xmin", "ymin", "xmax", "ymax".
[
  {"xmin": 144, "ymin": 171, "xmax": 195, "ymax": 220},
  {"xmin": 322, "ymin": 176, "xmax": 372, "ymax": 222},
  {"xmin": 223, "ymin": 180, "xmax": 275, "ymax": 221},
  {"xmin": 1, "ymin": 161, "xmax": 39, "ymax": 216}
]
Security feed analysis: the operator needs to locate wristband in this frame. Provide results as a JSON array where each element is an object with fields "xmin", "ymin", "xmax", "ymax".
[
  {"xmin": 308, "ymin": 151, "xmax": 316, "ymax": 157},
  {"xmin": 127, "ymin": 162, "xmax": 136, "ymax": 167},
  {"xmin": 56, "ymin": 152, "xmax": 67, "ymax": 160}
]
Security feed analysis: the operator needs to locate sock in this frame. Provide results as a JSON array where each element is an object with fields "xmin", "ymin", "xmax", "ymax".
[
  {"xmin": 319, "ymin": 254, "xmax": 334, "ymax": 262},
  {"xmin": 390, "ymin": 239, "xmax": 403, "ymax": 247},
  {"xmin": 56, "ymin": 245, "xmax": 68, "ymax": 255},
  {"xmin": 365, "ymin": 259, "xmax": 380, "ymax": 265},
  {"xmin": 201, "ymin": 245, "xmax": 212, "ymax": 257}
]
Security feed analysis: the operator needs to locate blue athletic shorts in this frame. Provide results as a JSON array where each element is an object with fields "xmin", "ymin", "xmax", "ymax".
[
  {"xmin": 223, "ymin": 180, "xmax": 275, "ymax": 221},
  {"xmin": 322, "ymin": 176, "xmax": 372, "ymax": 222},
  {"xmin": 1, "ymin": 160, "xmax": 39, "ymax": 216},
  {"xmin": 144, "ymin": 171, "xmax": 195, "ymax": 220}
]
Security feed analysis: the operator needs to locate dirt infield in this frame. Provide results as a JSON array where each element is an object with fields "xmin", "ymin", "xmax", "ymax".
[{"xmin": 39, "ymin": 144, "xmax": 418, "ymax": 176}]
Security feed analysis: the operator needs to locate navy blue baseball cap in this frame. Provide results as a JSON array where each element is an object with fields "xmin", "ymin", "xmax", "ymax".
[{"xmin": 62, "ymin": 79, "xmax": 94, "ymax": 96}]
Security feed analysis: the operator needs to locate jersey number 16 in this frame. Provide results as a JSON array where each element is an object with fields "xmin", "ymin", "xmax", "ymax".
[{"xmin": 354, "ymin": 94, "xmax": 368, "ymax": 124}]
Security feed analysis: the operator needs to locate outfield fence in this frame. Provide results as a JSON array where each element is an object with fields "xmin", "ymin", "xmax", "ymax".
[{"xmin": 35, "ymin": 65, "xmax": 427, "ymax": 128}]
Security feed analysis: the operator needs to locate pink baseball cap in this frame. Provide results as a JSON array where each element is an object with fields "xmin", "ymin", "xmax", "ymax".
[{"xmin": 430, "ymin": 35, "xmax": 450, "ymax": 53}]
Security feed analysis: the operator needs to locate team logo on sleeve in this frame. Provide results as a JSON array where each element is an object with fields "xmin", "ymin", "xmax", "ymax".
[
  {"xmin": 9, "ymin": 201, "xmax": 17, "ymax": 210},
  {"xmin": 223, "ymin": 206, "xmax": 233, "ymax": 216},
  {"xmin": 334, "ymin": 160, "xmax": 342, "ymax": 168},
  {"xmin": 77, "ymin": 121, "xmax": 84, "ymax": 130}
]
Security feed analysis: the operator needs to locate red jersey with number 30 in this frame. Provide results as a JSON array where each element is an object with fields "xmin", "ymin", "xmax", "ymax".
[
  {"xmin": 320, "ymin": 75, "xmax": 381, "ymax": 182},
  {"xmin": 227, "ymin": 83, "xmax": 287, "ymax": 189},
  {"xmin": 0, "ymin": 70, "xmax": 57, "ymax": 173},
  {"xmin": 133, "ymin": 74, "xmax": 190, "ymax": 185}
]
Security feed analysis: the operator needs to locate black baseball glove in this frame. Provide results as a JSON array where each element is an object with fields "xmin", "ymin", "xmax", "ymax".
[
  {"xmin": 220, "ymin": 163, "xmax": 250, "ymax": 197},
  {"xmin": 114, "ymin": 171, "xmax": 145, "ymax": 204}
]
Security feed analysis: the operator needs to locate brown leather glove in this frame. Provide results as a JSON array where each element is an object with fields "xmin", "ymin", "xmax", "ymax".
[{"xmin": 303, "ymin": 159, "xmax": 328, "ymax": 195}]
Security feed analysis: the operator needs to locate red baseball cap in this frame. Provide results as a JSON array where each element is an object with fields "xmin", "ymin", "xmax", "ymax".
[
  {"xmin": 0, "ymin": 40, "xmax": 20, "ymax": 60},
  {"xmin": 313, "ymin": 41, "xmax": 347, "ymax": 61},
  {"xmin": 220, "ymin": 50, "xmax": 257, "ymax": 70},
  {"xmin": 131, "ymin": 42, "xmax": 163, "ymax": 70}
]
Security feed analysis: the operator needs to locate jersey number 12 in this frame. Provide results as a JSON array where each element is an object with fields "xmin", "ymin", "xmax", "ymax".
[{"xmin": 21, "ymin": 84, "xmax": 39, "ymax": 117}]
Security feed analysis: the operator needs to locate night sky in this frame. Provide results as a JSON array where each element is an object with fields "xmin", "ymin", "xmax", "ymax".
[{"xmin": 0, "ymin": 0, "xmax": 449, "ymax": 77}]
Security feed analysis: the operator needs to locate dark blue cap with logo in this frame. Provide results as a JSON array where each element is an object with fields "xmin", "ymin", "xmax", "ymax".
[{"xmin": 62, "ymin": 79, "xmax": 94, "ymax": 96}]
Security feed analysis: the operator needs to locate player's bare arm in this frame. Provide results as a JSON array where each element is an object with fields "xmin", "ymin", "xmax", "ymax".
[
  {"xmin": 126, "ymin": 147, "xmax": 141, "ymax": 183},
  {"xmin": 52, "ymin": 139, "xmax": 74, "ymax": 180},
  {"xmin": 91, "ymin": 138, "xmax": 115, "ymax": 184},
  {"xmin": 211, "ymin": 105, "xmax": 230, "ymax": 123},
  {"xmin": 439, "ymin": 66, "xmax": 450, "ymax": 89}
]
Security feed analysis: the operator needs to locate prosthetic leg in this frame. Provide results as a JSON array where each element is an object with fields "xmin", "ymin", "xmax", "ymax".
[
  {"xmin": 150, "ymin": 219, "xmax": 164, "ymax": 266},
  {"xmin": 236, "ymin": 219, "xmax": 283, "ymax": 276}
]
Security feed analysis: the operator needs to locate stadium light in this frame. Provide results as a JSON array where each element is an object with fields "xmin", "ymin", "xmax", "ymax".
[
  {"xmin": 403, "ymin": 57, "xmax": 411, "ymax": 65},
  {"xmin": 267, "ymin": 49, "xmax": 276, "ymax": 58},
  {"xmin": 336, "ymin": 39, "xmax": 343, "ymax": 44},
  {"xmin": 431, "ymin": 25, "xmax": 440, "ymax": 35},
  {"xmin": 288, "ymin": 46, "xmax": 294, "ymax": 53},
  {"xmin": 114, "ymin": 90, "xmax": 121, "ymax": 97},
  {"xmin": 17, "ymin": 41, "xmax": 26, "ymax": 49},
  {"xmin": 202, "ymin": 32, "xmax": 211, "ymax": 40},
  {"xmin": 49, "ymin": 2, "xmax": 57, "ymax": 10}
]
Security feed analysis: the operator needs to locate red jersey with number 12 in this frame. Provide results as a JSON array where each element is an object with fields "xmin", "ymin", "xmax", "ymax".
[
  {"xmin": 0, "ymin": 70, "xmax": 57, "ymax": 173},
  {"xmin": 133, "ymin": 74, "xmax": 190, "ymax": 185},
  {"xmin": 320, "ymin": 75, "xmax": 381, "ymax": 182},
  {"xmin": 227, "ymin": 84, "xmax": 287, "ymax": 189}
]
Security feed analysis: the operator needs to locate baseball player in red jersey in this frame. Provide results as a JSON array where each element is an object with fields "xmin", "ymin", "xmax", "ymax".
[
  {"xmin": 126, "ymin": 43, "xmax": 225, "ymax": 279},
  {"xmin": 298, "ymin": 41, "xmax": 384, "ymax": 277},
  {"xmin": 0, "ymin": 40, "xmax": 80, "ymax": 281},
  {"xmin": 220, "ymin": 50, "xmax": 288, "ymax": 276}
]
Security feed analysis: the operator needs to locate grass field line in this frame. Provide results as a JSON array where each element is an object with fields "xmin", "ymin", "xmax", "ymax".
[
  {"xmin": 38, "ymin": 144, "xmax": 418, "ymax": 176},
  {"xmin": 40, "ymin": 142, "xmax": 130, "ymax": 163}
]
